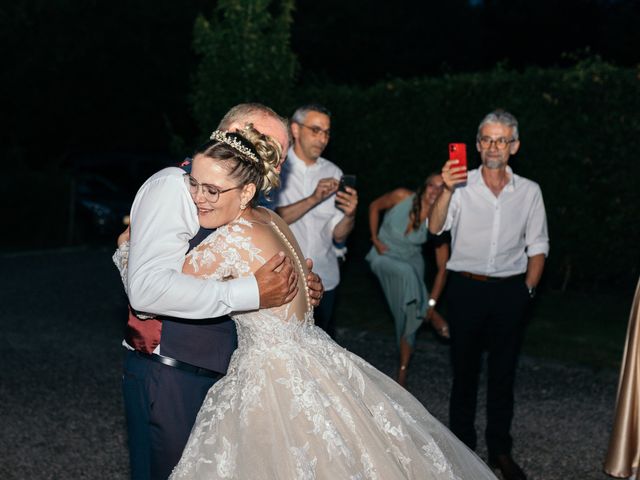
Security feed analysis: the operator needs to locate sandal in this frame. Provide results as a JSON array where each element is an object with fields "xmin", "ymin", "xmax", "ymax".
[
  {"xmin": 427, "ymin": 310, "xmax": 450, "ymax": 340},
  {"xmin": 397, "ymin": 364, "xmax": 409, "ymax": 387}
]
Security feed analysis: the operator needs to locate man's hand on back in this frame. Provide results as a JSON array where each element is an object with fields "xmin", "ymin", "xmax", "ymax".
[{"xmin": 255, "ymin": 252, "xmax": 298, "ymax": 308}]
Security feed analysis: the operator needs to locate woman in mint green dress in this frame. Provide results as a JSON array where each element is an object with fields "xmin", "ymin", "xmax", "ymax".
[{"xmin": 366, "ymin": 173, "xmax": 450, "ymax": 387}]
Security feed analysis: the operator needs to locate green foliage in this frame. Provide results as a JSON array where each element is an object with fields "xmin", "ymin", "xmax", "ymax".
[
  {"xmin": 190, "ymin": 0, "xmax": 297, "ymax": 137},
  {"xmin": 297, "ymin": 59, "xmax": 640, "ymax": 292}
]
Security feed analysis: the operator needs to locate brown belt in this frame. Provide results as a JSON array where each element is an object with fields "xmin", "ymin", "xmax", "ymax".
[{"xmin": 457, "ymin": 271, "xmax": 522, "ymax": 283}]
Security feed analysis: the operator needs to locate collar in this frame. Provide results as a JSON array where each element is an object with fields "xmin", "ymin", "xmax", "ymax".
[
  {"xmin": 474, "ymin": 165, "xmax": 517, "ymax": 192},
  {"xmin": 287, "ymin": 147, "xmax": 325, "ymax": 171}
]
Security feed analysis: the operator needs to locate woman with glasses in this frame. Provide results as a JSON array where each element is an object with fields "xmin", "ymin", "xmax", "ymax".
[
  {"xmin": 366, "ymin": 174, "xmax": 450, "ymax": 387},
  {"xmin": 115, "ymin": 125, "xmax": 498, "ymax": 479}
]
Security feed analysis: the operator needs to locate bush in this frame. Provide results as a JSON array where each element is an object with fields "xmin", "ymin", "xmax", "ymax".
[{"xmin": 190, "ymin": 0, "xmax": 297, "ymax": 138}]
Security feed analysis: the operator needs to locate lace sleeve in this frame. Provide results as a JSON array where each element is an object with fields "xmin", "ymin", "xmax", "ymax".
[
  {"xmin": 112, "ymin": 241, "xmax": 130, "ymax": 295},
  {"xmin": 184, "ymin": 220, "xmax": 266, "ymax": 281}
]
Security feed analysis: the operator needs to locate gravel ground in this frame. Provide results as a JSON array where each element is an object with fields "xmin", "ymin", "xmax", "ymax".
[{"xmin": 0, "ymin": 247, "xmax": 621, "ymax": 479}]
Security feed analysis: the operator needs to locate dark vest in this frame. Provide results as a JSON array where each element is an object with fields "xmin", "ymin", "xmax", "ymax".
[{"xmin": 160, "ymin": 317, "xmax": 237, "ymax": 374}]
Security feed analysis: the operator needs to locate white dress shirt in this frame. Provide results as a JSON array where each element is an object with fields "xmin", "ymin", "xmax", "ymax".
[
  {"xmin": 274, "ymin": 148, "xmax": 344, "ymax": 291},
  {"xmin": 440, "ymin": 166, "xmax": 549, "ymax": 277},
  {"xmin": 127, "ymin": 167, "xmax": 259, "ymax": 318}
]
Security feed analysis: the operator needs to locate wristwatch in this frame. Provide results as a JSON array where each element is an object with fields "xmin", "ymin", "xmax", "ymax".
[
  {"xmin": 527, "ymin": 285, "xmax": 536, "ymax": 299},
  {"xmin": 428, "ymin": 298, "xmax": 437, "ymax": 308}
]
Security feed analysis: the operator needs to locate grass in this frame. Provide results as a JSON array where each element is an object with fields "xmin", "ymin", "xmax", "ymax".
[{"xmin": 334, "ymin": 258, "xmax": 633, "ymax": 370}]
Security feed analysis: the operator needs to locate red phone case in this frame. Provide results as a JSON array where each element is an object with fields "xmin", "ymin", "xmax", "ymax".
[{"xmin": 449, "ymin": 143, "xmax": 467, "ymax": 170}]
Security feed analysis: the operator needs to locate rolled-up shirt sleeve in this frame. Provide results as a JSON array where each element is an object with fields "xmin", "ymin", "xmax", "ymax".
[
  {"xmin": 525, "ymin": 185, "xmax": 550, "ymax": 258},
  {"xmin": 127, "ymin": 167, "xmax": 259, "ymax": 318}
]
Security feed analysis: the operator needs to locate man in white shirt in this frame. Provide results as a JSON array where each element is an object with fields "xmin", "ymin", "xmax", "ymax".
[
  {"xmin": 122, "ymin": 104, "xmax": 324, "ymax": 480},
  {"xmin": 429, "ymin": 110, "xmax": 549, "ymax": 480},
  {"xmin": 274, "ymin": 104, "xmax": 358, "ymax": 338}
]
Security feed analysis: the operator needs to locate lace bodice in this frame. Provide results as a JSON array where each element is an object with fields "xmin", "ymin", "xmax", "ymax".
[{"xmin": 183, "ymin": 213, "xmax": 313, "ymax": 352}]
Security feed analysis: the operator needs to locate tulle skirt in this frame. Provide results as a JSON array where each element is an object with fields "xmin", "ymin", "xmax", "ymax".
[{"xmin": 170, "ymin": 325, "xmax": 496, "ymax": 479}]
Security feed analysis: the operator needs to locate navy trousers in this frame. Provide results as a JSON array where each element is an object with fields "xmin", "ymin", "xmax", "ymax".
[
  {"xmin": 313, "ymin": 288, "xmax": 337, "ymax": 338},
  {"xmin": 446, "ymin": 272, "xmax": 530, "ymax": 457},
  {"xmin": 122, "ymin": 351, "xmax": 222, "ymax": 480}
]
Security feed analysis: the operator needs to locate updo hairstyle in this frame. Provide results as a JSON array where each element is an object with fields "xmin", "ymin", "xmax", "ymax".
[{"xmin": 194, "ymin": 124, "xmax": 282, "ymax": 206}]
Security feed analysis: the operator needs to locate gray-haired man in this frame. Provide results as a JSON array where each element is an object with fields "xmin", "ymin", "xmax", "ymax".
[{"xmin": 429, "ymin": 110, "xmax": 549, "ymax": 480}]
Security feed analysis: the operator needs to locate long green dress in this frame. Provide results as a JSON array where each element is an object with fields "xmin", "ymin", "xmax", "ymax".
[{"xmin": 366, "ymin": 194, "xmax": 429, "ymax": 346}]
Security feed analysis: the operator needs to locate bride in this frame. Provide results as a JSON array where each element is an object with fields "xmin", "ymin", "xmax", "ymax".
[{"xmin": 147, "ymin": 125, "xmax": 497, "ymax": 479}]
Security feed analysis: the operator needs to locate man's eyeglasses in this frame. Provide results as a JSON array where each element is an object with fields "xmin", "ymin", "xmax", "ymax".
[
  {"xmin": 183, "ymin": 174, "xmax": 242, "ymax": 203},
  {"xmin": 478, "ymin": 136, "xmax": 516, "ymax": 150},
  {"xmin": 297, "ymin": 123, "xmax": 331, "ymax": 138}
]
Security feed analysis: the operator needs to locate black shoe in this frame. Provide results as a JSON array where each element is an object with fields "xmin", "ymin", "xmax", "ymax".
[{"xmin": 489, "ymin": 454, "xmax": 527, "ymax": 480}]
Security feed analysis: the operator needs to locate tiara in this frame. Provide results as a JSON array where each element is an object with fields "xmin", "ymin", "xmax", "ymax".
[{"xmin": 209, "ymin": 130, "xmax": 260, "ymax": 164}]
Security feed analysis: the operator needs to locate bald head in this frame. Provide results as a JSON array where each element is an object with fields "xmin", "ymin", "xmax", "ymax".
[{"xmin": 218, "ymin": 103, "xmax": 290, "ymax": 156}]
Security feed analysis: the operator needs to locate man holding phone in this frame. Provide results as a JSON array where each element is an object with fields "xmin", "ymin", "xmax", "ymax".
[
  {"xmin": 429, "ymin": 110, "xmax": 549, "ymax": 480},
  {"xmin": 274, "ymin": 103, "xmax": 358, "ymax": 338}
]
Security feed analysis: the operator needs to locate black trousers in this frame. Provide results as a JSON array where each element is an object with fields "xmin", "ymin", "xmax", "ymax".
[
  {"xmin": 314, "ymin": 288, "xmax": 337, "ymax": 338},
  {"xmin": 446, "ymin": 271, "xmax": 530, "ymax": 457},
  {"xmin": 122, "ymin": 351, "xmax": 223, "ymax": 480}
]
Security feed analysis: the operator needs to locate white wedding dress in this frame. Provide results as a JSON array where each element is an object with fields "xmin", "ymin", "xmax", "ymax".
[{"xmin": 161, "ymin": 210, "xmax": 497, "ymax": 480}]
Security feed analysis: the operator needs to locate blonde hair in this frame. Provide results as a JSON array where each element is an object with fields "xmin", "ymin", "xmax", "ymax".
[{"xmin": 194, "ymin": 124, "xmax": 282, "ymax": 206}]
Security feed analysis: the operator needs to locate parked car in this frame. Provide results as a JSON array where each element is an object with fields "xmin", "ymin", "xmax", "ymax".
[{"xmin": 74, "ymin": 173, "xmax": 131, "ymax": 242}]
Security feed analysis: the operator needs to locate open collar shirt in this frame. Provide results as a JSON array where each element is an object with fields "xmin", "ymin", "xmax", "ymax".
[
  {"xmin": 440, "ymin": 166, "xmax": 549, "ymax": 277},
  {"xmin": 274, "ymin": 148, "xmax": 344, "ymax": 291}
]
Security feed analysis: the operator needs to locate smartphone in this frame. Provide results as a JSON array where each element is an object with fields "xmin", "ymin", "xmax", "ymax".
[
  {"xmin": 338, "ymin": 174, "xmax": 357, "ymax": 193},
  {"xmin": 449, "ymin": 143, "xmax": 467, "ymax": 179},
  {"xmin": 335, "ymin": 174, "xmax": 356, "ymax": 209}
]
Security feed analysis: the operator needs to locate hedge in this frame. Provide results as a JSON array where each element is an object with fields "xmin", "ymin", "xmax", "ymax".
[{"xmin": 293, "ymin": 59, "xmax": 640, "ymax": 292}]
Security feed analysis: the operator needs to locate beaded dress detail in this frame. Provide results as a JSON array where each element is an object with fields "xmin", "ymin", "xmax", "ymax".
[{"xmin": 169, "ymin": 212, "xmax": 497, "ymax": 480}]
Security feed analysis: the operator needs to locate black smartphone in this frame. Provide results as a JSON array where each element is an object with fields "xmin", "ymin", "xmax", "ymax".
[{"xmin": 338, "ymin": 174, "xmax": 357, "ymax": 193}]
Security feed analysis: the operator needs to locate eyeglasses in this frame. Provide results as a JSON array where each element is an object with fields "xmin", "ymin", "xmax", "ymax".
[
  {"xmin": 478, "ymin": 136, "xmax": 516, "ymax": 150},
  {"xmin": 297, "ymin": 123, "xmax": 331, "ymax": 138},
  {"xmin": 183, "ymin": 174, "xmax": 242, "ymax": 203}
]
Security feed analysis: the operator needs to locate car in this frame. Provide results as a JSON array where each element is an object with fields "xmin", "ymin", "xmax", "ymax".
[{"xmin": 73, "ymin": 173, "xmax": 132, "ymax": 242}]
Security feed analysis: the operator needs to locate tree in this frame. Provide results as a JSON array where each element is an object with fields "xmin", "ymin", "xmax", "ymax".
[{"xmin": 190, "ymin": 0, "xmax": 297, "ymax": 136}]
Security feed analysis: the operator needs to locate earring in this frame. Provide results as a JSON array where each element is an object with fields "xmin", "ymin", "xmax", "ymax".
[{"xmin": 240, "ymin": 203, "xmax": 247, "ymax": 210}]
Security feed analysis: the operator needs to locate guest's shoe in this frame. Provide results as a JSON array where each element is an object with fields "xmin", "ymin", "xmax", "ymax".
[
  {"xmin": 396, "ymin": 364, "xmax": 408, "ymax": 388},
  {"xmin": 426, "ymin": 310, "xmax": 450, "ymax": 339},
  {"xmin": 489, "ymin": 454, "xmax": 527, "ymax": 480}
]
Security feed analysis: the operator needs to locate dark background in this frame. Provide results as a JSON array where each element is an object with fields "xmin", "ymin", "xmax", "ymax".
[
  {"xmin": 3, "ymin": 0, "xmax": 638, "ymax": 166},
  {"xmin": 2, "ymin": 0, "xmax": 639, "ymax": 290}
]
